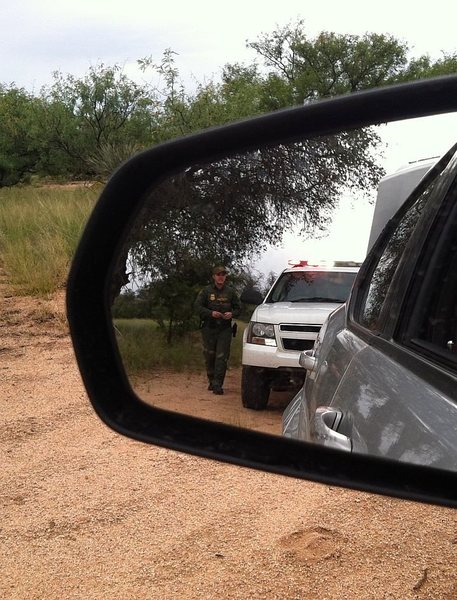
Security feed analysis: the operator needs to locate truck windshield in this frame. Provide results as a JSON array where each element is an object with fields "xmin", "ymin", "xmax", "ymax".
[{"xmin": 266, "ymin": 271, "xmax": 357, "ymax": 303}]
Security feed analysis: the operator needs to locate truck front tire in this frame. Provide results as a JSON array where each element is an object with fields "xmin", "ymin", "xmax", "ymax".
[{"xmin": 241, "ymin": 366, "xmax": 270, "ymax": 410}]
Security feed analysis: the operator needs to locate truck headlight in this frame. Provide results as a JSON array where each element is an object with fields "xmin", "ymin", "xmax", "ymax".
[{"xmin": 247, "ymin": 322, "xmax": 277, "ymax": 346}]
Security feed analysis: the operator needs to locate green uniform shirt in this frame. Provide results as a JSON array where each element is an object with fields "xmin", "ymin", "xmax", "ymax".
[{"xmin": 194, "ymin": 283, "xmax": 241, "ymax": 328}]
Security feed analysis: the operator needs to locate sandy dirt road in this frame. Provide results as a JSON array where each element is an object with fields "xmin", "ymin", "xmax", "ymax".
[{"xmin": 1, "ymin": 283, "xmax": 457, "ymax": 599}]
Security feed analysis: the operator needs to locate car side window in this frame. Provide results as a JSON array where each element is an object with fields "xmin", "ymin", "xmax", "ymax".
[
  {"xmin": 358, "ymin": 184, "xmax": 434, "ymax": 332},
  {"xmin": 414, "ymin": 221, "xmax": 457, "ymax": 360}
]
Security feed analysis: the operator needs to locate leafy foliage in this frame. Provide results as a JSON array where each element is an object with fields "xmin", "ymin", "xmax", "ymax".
[
  {"xmin": 2, "ymin": 22, "xmax": 457, "ymax": 327},
  {"xmin": 0, "ymin": 85, "xmax": 44, "ymax": 185},
  {"xmin": 37, "ymin": 64, "xmax": 156, "ymax": 178},
  {"xmin": 248, "ymin": 26, "xmax": 410, "ymax": 102},
  {"xmin": 1, "ymin": 28, "xmax": 456, "ymax": 186},
  {"xmin": 131, "ymin": 133, "xmax": 382, "ymax": 270},
  {"xmin": 117, "ymin": 130, "xmax": 383, "ymax": 340}
]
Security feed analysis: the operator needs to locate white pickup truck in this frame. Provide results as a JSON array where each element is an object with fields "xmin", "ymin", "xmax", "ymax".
[{"xmin": 241, "ymin": 260, "xmax": 360, "ymax": 410}]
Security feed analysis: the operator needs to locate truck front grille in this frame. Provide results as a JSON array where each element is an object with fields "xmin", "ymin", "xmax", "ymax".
[
  {"xmin": 282, "ymin": 339, "xmax": 315, "ymax": 351},
  {"xmin": 280, "ymin": 324, "xmax": 321, "ymax": 333},
  {"xmin": 278, "ymin": 323, "xmax": 320, "ymax": 352}
]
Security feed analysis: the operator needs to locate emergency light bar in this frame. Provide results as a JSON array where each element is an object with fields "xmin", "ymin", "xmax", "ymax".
[
  {"xmin": 287, "ymin": 259, "xmax": 335, "ymax": 268},
  {"xmin": 287, "ymin": 259, "xmax": 362, "ymax": 268}
]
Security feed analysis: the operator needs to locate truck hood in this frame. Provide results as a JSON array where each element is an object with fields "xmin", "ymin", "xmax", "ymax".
[{"xmin": 252, "ymin": 301, "xmax": 341, "ymax": 325}]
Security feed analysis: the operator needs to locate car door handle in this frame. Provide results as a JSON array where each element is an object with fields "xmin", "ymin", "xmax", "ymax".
[
  {"xmin": 447, "ymin": 340, "xmax": 456, "ymax": 353},
  {"xmin": 311, "ymin": 407, "xmax": 352, "ymax": 452}
]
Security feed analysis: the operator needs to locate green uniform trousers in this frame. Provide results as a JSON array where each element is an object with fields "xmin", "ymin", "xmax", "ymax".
[{"xmin": 201, "ymin": 325, "xmax": 232, "ymax": 389}]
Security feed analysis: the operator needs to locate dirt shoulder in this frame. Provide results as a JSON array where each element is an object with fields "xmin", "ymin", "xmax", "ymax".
[
  {"xmin": 132, "ymin": 367, "xmax": 293, "ymax": 436},
  {"xmin": 1, "ymin": 280, "xmax": 457, "ymax": 599}
]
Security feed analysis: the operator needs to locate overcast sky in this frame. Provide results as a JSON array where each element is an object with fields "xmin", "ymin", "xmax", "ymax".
[
  {"xmin": 3, "ymin": 0, "xmax": 457, "ymax": 271},
  {"xmin": 3, "ymin": 0, "xmax": 457, "ymax": 91}
]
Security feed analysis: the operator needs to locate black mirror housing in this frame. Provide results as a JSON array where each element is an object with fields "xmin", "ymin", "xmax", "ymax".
[{"xmin": 67, "ymin": 76, "xmax": 457, "ymax": 508}]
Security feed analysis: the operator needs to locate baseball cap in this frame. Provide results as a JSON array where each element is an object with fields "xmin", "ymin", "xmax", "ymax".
[{"xmin": 213, "ymin": 266, "xmax": 228, "ymax": 275}]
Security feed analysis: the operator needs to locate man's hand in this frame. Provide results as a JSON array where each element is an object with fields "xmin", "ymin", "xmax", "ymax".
[
  {"xmin": 211, "ymin": 311, "xmax": 223, "ymax": 319},
  {"xmin": 222, "ymin": 312, "xmax": 232, "ymax": 320}
]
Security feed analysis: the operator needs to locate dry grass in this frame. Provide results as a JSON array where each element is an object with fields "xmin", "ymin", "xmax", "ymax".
[{"xmin": 0, "ymin": 185, "xmax": 99, "ymax": 295}]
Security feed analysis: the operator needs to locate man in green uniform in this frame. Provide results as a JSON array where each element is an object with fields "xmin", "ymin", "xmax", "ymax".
[{"xmin": 194, "ymin": 266, "xmax": 241, "ymax": 395}]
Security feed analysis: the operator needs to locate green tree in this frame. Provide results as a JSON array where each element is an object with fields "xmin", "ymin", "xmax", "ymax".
[
  {"xmin": 398, "ymin": 53, "xmax": 457, "ymax": 82},
  {"xmin": 38, "ymin": 64, "xmax": 157, "ymax": 178},
  {"xmin": 138, "ymin": 51, "xmax": 269, "ymax": 139},
  {"xmin": 114, "ymin": 130, "xmax": 383, "ymax": 336},
  {"xmin": 246, "ymin": 22, "xmax": 457, "ymax": 108},
  {"xmin": 0, "ymin": 85, "xmax": 44, "ymax": 185}
]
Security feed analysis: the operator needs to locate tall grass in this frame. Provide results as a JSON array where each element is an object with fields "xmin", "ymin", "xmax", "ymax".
[
  {"xmin": 115, "ymin": 319, "xmax": 246, "ymax": 375},
  {"xmin": 0, "ymin": 185, "xmax": 99, "ymax": 295}
]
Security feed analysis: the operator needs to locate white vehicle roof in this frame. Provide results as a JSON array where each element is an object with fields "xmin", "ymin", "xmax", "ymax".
[{"xmin": 367, "ymin": 157, "xmax": 438, "ymax": 252}]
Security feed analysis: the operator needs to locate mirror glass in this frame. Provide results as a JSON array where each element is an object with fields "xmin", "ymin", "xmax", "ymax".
[{"xmin": 110, "ymin": 111, "xmax": 457, "ymax": 467}]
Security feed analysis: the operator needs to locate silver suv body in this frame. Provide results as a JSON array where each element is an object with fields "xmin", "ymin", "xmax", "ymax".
[
  {"xmin": 241, "ymin": 262, "xmax": 359, "ymax": 410},
  {"xmin": 283, "ymin": 143, "xmax": 457, "ymax": 472}
]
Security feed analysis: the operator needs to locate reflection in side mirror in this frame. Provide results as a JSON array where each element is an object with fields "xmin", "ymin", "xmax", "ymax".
[
  {"xmin": 311, "ymin": 407, "xmax": 352, "ymax": 452},
  {"xmin": 109, "ymin": 111, "xmax": 457, "ymax": 474},
  {"xmin": 111, "ymin": 127, "xmax": 378, "ymax": 436}
]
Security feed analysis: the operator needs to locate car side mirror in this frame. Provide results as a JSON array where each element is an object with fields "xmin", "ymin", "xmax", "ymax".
[
  {"xmin": 299, "ymin": 349, "xmax": 316, "ymax": 371},
  {"xmin": 67, "ymin": 76, "xmax": 457, "ymax": 508}
]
